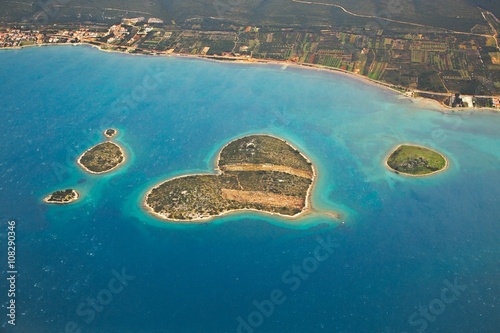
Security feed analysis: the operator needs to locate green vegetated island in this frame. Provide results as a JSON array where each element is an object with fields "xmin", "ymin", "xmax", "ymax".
[
  {"xmin": 77, "ymin": 141, "xmax": 125, "ymax": 174},
  {"xmin": 144, "ymin": 135, "xmax": 315, "ymax": 221},
  {"xmin": 44, "ymin": 189, "xmax": 80, "ymax": 204},
  {"xmin": 386, "ymin": 144, "xmax": 448, "ymax": 176}
]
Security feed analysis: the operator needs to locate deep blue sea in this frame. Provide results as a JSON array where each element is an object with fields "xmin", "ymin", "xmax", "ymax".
[{"xmin": 0, "ymin": 46, "xmax": 499, "ymax": 333}]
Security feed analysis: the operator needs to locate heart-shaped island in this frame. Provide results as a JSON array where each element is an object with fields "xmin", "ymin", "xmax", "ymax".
[{"xmin": 144, "ymin": 135, "xmax": 315, "ymax": 222}]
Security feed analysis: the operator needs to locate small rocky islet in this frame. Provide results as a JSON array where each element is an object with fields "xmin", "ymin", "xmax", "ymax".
[
  {"xmin": 44, "ymin": 189, "xmax": 79, "ymax": 204},
  {"xmin": 104, "ymin": 128, "xmax": 117, "ymax": 138}
]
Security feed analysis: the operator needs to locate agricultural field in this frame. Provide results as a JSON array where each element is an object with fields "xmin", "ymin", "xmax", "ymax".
[{"xmin": 2, "ymin": 1, "xmax": 500, "ymax": 98}]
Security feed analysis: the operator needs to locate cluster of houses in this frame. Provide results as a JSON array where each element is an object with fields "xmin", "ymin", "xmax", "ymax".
[
  {"xmin": 451, "ymin": 93, "xmax": 500, "ymax": 109},
  {"xmin": 0, "ymin": 29, "xmax": 42, "ymax": 47},
  {"xmin": 121, "ymin": 17, "xmax": 164, "ymax": 26},
  {"xmin": 0, "ymin": 28, "xmax": 100, "ymax": 47},
  {"xmin": 450, "ymin": 93, "xmax": 475, "ymax": 108}
]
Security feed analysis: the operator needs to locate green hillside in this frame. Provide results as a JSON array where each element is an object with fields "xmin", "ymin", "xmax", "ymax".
[
  {"xmin": 0, "ymin": 0, "xmax": 496, "ymax": 32},
  {"xmin": 0, "ymin": 0, "xmax": 169, "ymax": 24}
]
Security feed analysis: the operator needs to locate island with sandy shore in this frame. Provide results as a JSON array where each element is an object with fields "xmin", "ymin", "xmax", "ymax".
[
  {"xmin": 78, "ymin": 141, "xmax": 125, "ymax": 174},
  {"xmin": 386, "ymin": 144, "xmax": 448, "ymax": 176},
  {"xmin": 44, "ymin": 189, "xmax": 79, "ymax": 204},
  {"xmin": 144, "ymin": 135, "xmax": 315, "ymax": 221},
  {"xmin": 104, "ymin": 128, "xmax": 117, "ymax": 138}
]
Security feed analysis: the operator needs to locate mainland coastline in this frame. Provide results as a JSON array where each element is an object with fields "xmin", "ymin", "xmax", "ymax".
[{"xmin": 2, "ymin": 42, "xmax": 499, "ymax": 112}]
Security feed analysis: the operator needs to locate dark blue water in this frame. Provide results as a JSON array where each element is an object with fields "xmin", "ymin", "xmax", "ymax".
[{"xmin": 0, "ymin": 46, "xmax": 499, "ymax": 333}]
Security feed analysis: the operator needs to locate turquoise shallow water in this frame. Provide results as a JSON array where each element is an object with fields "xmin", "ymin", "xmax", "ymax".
[{"xmin": 0, "ymin": 45, "xmax": 499, "ymax": 332}]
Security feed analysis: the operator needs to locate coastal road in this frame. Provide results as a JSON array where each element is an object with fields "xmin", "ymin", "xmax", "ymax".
[
  {"xmin": 290, "ymin": 0, "xmax": 496, "ymax": 38},
  {"xmin": 482, "ymin": 11, "xmax": 500, "ymax": 50}
]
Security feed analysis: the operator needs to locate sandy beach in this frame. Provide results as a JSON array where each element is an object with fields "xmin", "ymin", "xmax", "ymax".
[
  {"xmin": 4, "ymin": 42, "xmax": 496, "ymax": 113},
  {"xmin": 168, "ymin": 53, "xmax": 500, "ymax": 113}
]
